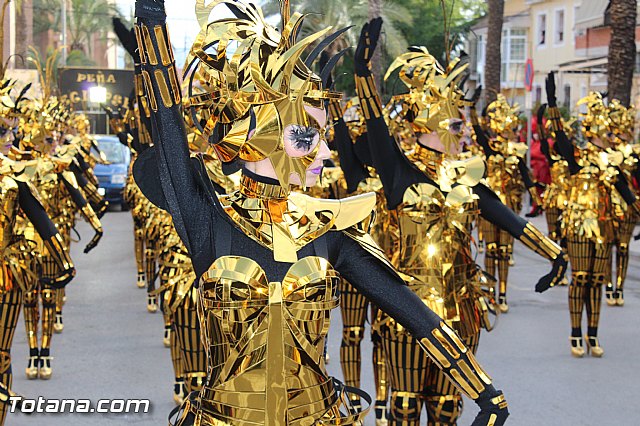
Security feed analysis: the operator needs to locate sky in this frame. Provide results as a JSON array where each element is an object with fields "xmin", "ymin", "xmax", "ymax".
[{"xmin": 115, "ymin": 0, "xmax": 201, "ymax": 66}]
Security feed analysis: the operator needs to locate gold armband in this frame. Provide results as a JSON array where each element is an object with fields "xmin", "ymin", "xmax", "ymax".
[
  {"xmin": 134, "ymin": 22, "xmax": 181, "ymax": 111},
  {"xmin": 520, "ymin": 223, "xmax": 562, "ymax": 261},
  {"xmin": 328, "ymin": 99, "xmax": 342, "ymax": 122},
  {"xmin": 355, "ymin": 74, "xmax": 382, "ymax": 119},
  {"xmin": 81, "ymin": 205, "xmax": 103, "ymax": 233},
  {"xmin": 547, "ymin": 106, "xmax": 563, "ymax": 133},
  {"xmin": 417, "ymin": 321, "xmax": 493, "ymax": 400},
  {"xmin": 109, "ymin": 118, "xmax": 125, "ymax": 134},
  {"xmin": 528, "ymin": 186, "xmax": 543, "ymax": 207},
  {"xmin": 43, "ymin": 234, "xmax": 74, "ymax": 272}
]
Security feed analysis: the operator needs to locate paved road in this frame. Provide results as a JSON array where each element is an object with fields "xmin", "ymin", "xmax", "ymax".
[{"xmin": 6, "ymin": 211, "xmax": 640, "ymax": 425}]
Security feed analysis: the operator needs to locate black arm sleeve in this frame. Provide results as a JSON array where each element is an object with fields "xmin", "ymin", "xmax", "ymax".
[
  {"xmin": 613, "ymin": 169, "xmax": 638, "ymax": 206},
  {"xmin": 17, "ymin": 182, "xmax": 58, "ymax": 241},
  {"xmin": 60, "ymin": 174, "xmax": 88, "ymax": 208},
  {"xmin": 518, "ymin": 158, "xmax": 536, "ymax": 188},
  {"xmin": 70, "ymin": 162, "xmax": 90, "ymax": 188},
  {"xmin": 474, "ymin": 183, "xmax": 527, "ymax": 238},
  {"xmin": 135, "ymin": 12, "xmax": 214, "ymax": 256},
  {"xmin": 333, "ymin": 118, "xmax": 369, "ymax": 194},
  {"xmin": 473, "ymin": 125, "xmax": 498, "ymax": 158},
  {"xmin": 552, "ymin": 129, "xmax": 581, "ymax": 175}
]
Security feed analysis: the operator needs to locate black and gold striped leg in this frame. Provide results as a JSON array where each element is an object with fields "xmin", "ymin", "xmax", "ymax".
[
  {"xmin": 145, "ymin": 242, "xmax": 158, "ymax": 313},
  {"xmin": 173, "ymin": 288, "xmax": 206, "ymax": 394},
  {"xmin": 168, "ymin": 310, "xmax": 185, "ymax": 405},
  {"xmin": 0, "ymin": 289, "xmax": 22, "ymax": 423},
  {"xmin": 544, "ymin": 207, "xmax": 562, "ymax": 243},
  {"xmin": 423, "ymin": 332, "xmax": 479, "ymax": 426},
  {"xmin": 338, "ymin": 279, "xmax": 368, "ymax": 406},
  {"xmin": 134, "ymin": 223, "xmax": 146, "ymax": 288},
  {"xmin": 372, "ymin": 306, "xmax": 389, "ymax": 424},
  {"xmin": 381, "ymin": 323, "xmax": 429, "ymax": 425},
  {"xmin": 54, "ymin": 288, "xmax": 65, "ymax": 333},
  {"xmin": 613, "ymin": 214, "xmax": 634, "ymax": 305},
  {"xmin": 40, "ymin": 286, "xmax": 56, "ymax": 351}
]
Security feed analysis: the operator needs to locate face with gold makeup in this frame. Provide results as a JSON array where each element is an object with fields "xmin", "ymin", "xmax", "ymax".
[{"xmin": 183, "ymin": 0, "xmax": 343, "ymax": 190}]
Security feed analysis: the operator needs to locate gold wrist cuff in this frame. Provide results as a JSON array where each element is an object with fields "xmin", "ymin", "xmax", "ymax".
[
  {"xmin": 109, "ymin": 118, "xmax": 125, "ymax": 134},
  {"xmin": 547, "ymin": 107, "xmax": 563, "ymax": 132},
  {"xmin": 81, "ymin": 205, "xmax": 103, "ymax": 232},
  {"xmin": 134, "ymin": 22, "xmax": 182, "ymax": 111},
  {"xmin": 355, "ymin": 75, "xmax": 382, "ymax": 119},
  {"xmin": 528, "ymin": 186, "xmax": 543, "ymax": 207},
  {"xmin": 417, "ymin": 321, "xmax": 492, "ymax": 400},
  {"xmin": 328, "ymin": 100, "xmax": 342, "ymax": 122},
  {"xmin": 520, "ymin": 222, "xmax": 562, "ymax": 261},
  {"xmin": 43, "ymin": 234, "xmax": 74, "ymax": 271}
]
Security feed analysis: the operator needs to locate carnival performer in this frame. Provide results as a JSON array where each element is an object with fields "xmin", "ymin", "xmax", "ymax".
[
  {"xmin": 16, "ymin": 91, "xmax": 103, "ymax": 379},
  {"xmin": 131, "ymin": 0, "xmax": 511, "ymax": 424},
  {"xmin": 329, "ymin": 95, "xmax": 393, "ymax": 424},
  {"xmin": 604, "ymin": 99, "xmax": 639, "ymax": 307},
  {"xmin": 354, "ymin": 19, "xmax": 566, "ymax": 425},
  {"xmin": 0, "ymin": 80, "xmax": 75, "ymax": 423},
  {"xmin": 473, "ymin": 95, "xmax": 542, "ymax": 312},
  {"xmin": 544, "ymin": 72, "xmax": 640, "ymax": 357}
]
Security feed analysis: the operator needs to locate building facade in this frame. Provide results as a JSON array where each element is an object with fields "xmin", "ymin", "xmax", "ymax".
[{"xmin": 468, "ymin": 0, "xmax": 640, "ymax": 113}]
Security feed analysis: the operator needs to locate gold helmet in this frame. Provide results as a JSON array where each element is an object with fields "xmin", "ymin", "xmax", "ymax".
[
  {"xmin": 485, "ymin": 94, "xmax": 520, "ymax": 141},
  {"xmin": 384, "ymin": 46, "xmax": 471, "ymax": 154},
  {"xmin": 607, "ymin": 99, "xmax": 635, "ymax": 142},
  {"xmin": 183, "ymin": 0, "xmax": 344, "ymax": 188},
  {"xmin": 577, "ymin": 91, "xmax": 610, "ymax": 140}
]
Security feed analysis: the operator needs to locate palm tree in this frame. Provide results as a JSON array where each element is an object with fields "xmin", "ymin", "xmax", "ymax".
[
  {"xmin": 262, "ymin": 0, "xmax": 412, "ymax": 68},
  {"xmin": 484, "ymin": 0, "xmax": 504, "ymax": 105},
  {"xmin": 15, "ymin": 0, "xmax": 32, "ymax": 66},
  {"xmin": 607, "ymin": 0, "xmax": 637, "ymax": 107},
  {"xmin": 32, "ymin": 0, "xmax": 120, "ymax": 64}
]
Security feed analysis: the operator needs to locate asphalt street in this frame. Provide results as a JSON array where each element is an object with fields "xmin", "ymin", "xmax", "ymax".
[{"xmin": 6, "ymin": 211, "xmax": 640, "ymax": 425}]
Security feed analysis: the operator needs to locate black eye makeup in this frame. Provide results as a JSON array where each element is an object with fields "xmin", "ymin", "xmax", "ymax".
[
  {"xmin": 289, "ymin": 125, "xmax": 318, "ymax": 152},
  {"xmin": 0, "ymin": 127, "xmax": 7, "ymax": 137}
]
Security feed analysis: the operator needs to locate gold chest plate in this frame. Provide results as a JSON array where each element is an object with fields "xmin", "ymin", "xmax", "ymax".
[{"xmin": 194, "ymin": 255, "xmax": 367, "ymax": 425}]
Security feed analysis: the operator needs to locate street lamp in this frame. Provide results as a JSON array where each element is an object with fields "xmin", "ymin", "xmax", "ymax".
[{"xmin": 89, "ymin": 86, "xmax": 107, "ymax": 104}]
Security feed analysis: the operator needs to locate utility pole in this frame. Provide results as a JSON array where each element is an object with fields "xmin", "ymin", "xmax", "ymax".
[{"xmin": 61, "ymin": 0, "xmax": 67, "ymax": 65}]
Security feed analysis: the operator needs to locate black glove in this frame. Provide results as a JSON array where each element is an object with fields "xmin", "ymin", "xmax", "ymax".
[
  {"xmin": 354, "ymin": 17, "xmax": 383, "ymax": 76},
  {"xmin": 545, "ymin": 72, "xmax": 557, "ymax": 108},
  {"xmin": 84, "ymin": 231, "xmax": 103, "ymax": 254},
  {"xmin": 535, "ymin": 254, "xmax": 568, "ymax": 293},
  {"xmin": 135, "ymin": 0, "xmax": 166, "ymax": 21},
  {"xmin": 112, "ymin": 17, "xmax": 137, "ymax": 59},
  {"xmin": 471, "ymin": 390, "xmax": 509, "ymax": 426}
]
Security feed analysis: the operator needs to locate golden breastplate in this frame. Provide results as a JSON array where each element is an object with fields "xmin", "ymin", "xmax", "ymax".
[
  {"xmin": 396, "ymin": 182, "xmax": 480, "ymax": 321},
  {"xmin": 194, "ymin": 255, "xmax": 366, "ymax": 425}
]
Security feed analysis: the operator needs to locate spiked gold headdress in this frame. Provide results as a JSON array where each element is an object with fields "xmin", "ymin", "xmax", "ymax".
[
  {"xmin": 485, "ymin": 94, "xmax": 520, "ymax": 141},
  {"xmin": 183, "ymin": 0, "xmax": 345, "ymax": 188},
  {"xmin": 384, "ymin": 47, "xmax": 471, "ymax": 154},
  {"xmin": 577, "ymin": 91, "xmax": 610, "ymax": 141},
  {"xmin": 607, "ymin": 99, "xmax": 635, "ymax": 142}
]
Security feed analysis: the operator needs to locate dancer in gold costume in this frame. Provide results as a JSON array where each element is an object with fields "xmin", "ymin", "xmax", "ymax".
[
  {"xmin": 1, "ymin": 79, "xmax": 75, "ymax": 423},
  {"xmin": 472, "ymin": 95, "xmax": 542, "ymax": 312},
  {"xmin": 354, "ymin": 20, "xmax": 566, "ymax": 425},
  {"xmin": 544, "ymin": 73, "xmax": 640, "ymax": 358},
  {"xmin": 604, "ymin": 100, "xmax": 638, "ymax": 307},
  {"xmin": 132, "ymin": 1, "xmax": 509, "ymax": 424},
  {"xmin": 330, "ymin": 96, "xmax": 393, "ymax": 424},
  {"xmin": 16, "ymin": 91, "xmax": 102, "ymax": 379}
]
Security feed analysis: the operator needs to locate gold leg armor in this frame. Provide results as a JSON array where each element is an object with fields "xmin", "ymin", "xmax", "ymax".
[
  {"xmin": 172, "ymin": 287, "xmax": 206, "ymax": 394},
  {"xmin": 134, "ymin": 221, "xmax": 146, "ymax": 277},
  {"xmin": 40, "ymin": 286, "xmax": 56, "ymax": 351},
  {"xmin": 0, "ymin": 289, "xmax": 22, "ymax": 424},
  {"xmin": 544, "ymin": 207, "xmax": 562, "ymax": 243},
  {"xmin": 23, "ymin": 288, "xmax": 39, "ymax": 350},
  {"xmin": 566, "ymin": 235, "xmax": 612, "ymax": 357},
  {"xmin": 338, "ymin": 279, "xmax": 368, "ymax": 402}
]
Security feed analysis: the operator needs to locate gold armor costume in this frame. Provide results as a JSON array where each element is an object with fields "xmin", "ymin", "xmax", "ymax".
[{"xmin": 132, "ymin": 2, "xmax": 510, "ymax": 425}]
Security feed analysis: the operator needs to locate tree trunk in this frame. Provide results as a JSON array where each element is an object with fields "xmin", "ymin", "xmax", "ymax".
[
  {"xmin": 14, "ymin": 0, "xmax": 33, "ymax": 68},
  {"xmin": 368, "ymin": 0, "xmax": 383, "ymax": 96},
  {"xmin": 607, "ymin": 0, "xmax": 637, "ymax": 107},
  {"xmin": 484, "ymin": 0, "xmax": 504, "ymax": 105},
  {"xmin": 0, "ymin": 0, "xmax": 10, "ymax": 76}
]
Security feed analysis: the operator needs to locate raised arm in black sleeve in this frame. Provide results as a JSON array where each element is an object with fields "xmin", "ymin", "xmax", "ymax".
[{"xmin": 134, "ymin": 0, "xmax": 215, "ymax": 257}]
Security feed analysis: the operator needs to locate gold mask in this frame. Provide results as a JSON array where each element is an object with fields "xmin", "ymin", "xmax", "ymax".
[
  {"xmin": 183, "ymin": 0, "xmax": 344, "ymax": 189},
  {"xmin": 384, "ymin": 47, "xmax": 470, "ymax": 154}
]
